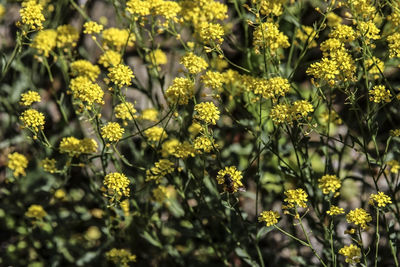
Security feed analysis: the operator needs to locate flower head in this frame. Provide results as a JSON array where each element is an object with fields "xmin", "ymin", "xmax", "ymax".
[
  {"xmin": 31, "ymin": 29, "xmax": 57, "ymax": 57},
  {"xmin": 194, "ymin": 102, "xmax": 220, "ymax": 125},
  {"xmin": 18, "ymin": 0, "xmax": 45, "ymax": 31},
  {"xmin": 108, "ymin": 64, "xmax": 134, "ymax": 88},
  {"xmin": 115, "ymin": 102, "xmax": 137, "ymax": 124},
  {"xmin": 20, "ymin": 91, "xmax": 41, "ymax": 106},
  {"xmin": 144, "ymin": 126, "xmax": 168, "ymax": 144},
  {"xmin": 346, "ymin": 208, "xmax": 372, "ymax": 229},
  {"xmin": 216, "ymin": 166, "xmax": 244, "ymax": 193},
  {"xmin": 146, "ymin": 159, "xmax": 175, "ymax": 183},
  {"xmin": 41, "ymin": 158, "xmax": 57, "ymax": 173},
  {"xmin": 339, "ymin": 244, "xmax": 361, "ymax": 264},
  {"xmin": 56, "ymin": 25, "xmax": 79, "ymax": 48},
  {"xmin": 103, "ymin": 172, "xmax": 131, "ymax": 199},
  {"xmin": 106, "ymin": 248, "xmax": 136, "ymax": 267},
  {"xmin": 258, "ymin": 210, "xmax": 280, "ymax": 226},
  {"xmin": 25, "ymin": 204, "xmax": 47, "ymax": 220},
  {"xmin": 59, "ymin": 137, "xmax": 97, "ymax": 157},
  {"xmin": 101, "ymin": 122, "xmax": 124, "ymax": 142},
  {"xmin": 7, "ymin": 152, "xmax": 28, "ymax": 177},
  {"xmin": 180, "ymin": 52, "xmax": 208, "ymax": 74},
  {"xmin": 70, "ymin": 60, "xmax": 100, "ymax": 81},
  {"xmin": 369, "ymin": 192, "xmax": 392, "ymax": 208},
  {"xmin": 318, "ymin": 174, "xmax": 341, "ymax": 195},
  {"xmin": 369, "ymin": 85, "xmax": 391, "ymax": 103},
  {"xmin": 98, "ymin": 50, "xmax": 122, "ymax": 68},
  {"xmin": 83, "ymin": 21, "xmax": 103, "ymax": 34},
  {"xmin": 69, "ymin": 76, "xmax": 104, "ymax": 107},
  {"xmin": 166, "ymin": 77, "xmax": 194, "ymax": 105},
  {"xmin": 283, "ymin": 188, "xmax": 308, "ymax": 209},
  {"xmin": 326, "ymin": 205, "xmax": 345, "ymax": 216},
  {"xmin": 20, "ymin": 109, "xmax": 45, "ymax": 133}
]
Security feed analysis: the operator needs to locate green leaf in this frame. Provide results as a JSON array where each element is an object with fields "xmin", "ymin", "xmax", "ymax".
[{"xmin": 141, "ymin": 231, "xmax": 162, "ymax": 248}]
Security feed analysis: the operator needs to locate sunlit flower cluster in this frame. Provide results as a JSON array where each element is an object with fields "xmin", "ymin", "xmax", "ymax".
[
  {"xmin": 258, "ymin": 210, "xmax": 280, "ymax": 226},
  {"xmin": 216, "ymin": 166, "xmax": 244, "ymax": 193},
  {"xmin": 59, "ymin": 137, "xmax": 98, "ymax": 157},
  {"xmin": 194, "ymin": 102, "xmax": 220, "ymax": 125},
  {"xmin": 7, "ymin": 152, "xmax": 28, "ymax": 177},
  {"xmin": 369, "ymin": 192, "xmax": 392, "ymax": 208},
  {"xmin": 20, "ymin": 91, "xmax": 41, "ymax": 106},
  {"xmin": 346, "ymin": 208, "xmax": 372, "ymax": 229},
  {"xmin": 103, "ymin": 172, "xmax": 131, "ymax": 199},
  {"xmin": 146, "ymin": 159, "xmax": 175, "ymax": 183},
  {"xmin": 339, "ymin": 244, "xmax": 361, "ymax": 264},
  {"xmin": 101, "ymin": 122, "xmax": 125, "ymax": 142}
]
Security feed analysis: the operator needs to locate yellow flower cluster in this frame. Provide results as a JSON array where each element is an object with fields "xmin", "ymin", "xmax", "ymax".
[
  {"xmin": 102, "ymin": 28, "xmax": 135, "ymax": 51},
  {"xmin": 196, "ymin": 21, "xmax": 224, "ymax": 46},
  {"xmin": 180, "ymin": 52, "xmax": 208, "ymax": 74},
  {"xmin": 174, "ymin": 141, "xmax": 196, "ymax": 159},
  {"xmin": 59, "ymin": 137, "xmax": 98, "ymax": 157},
  {"xmin": 107, "ymin": 64, "xmax": 134, "ymax": 88},
  {"xmin": 25, "ymin": 204, "xmax": 47, "ymax": 220},
  {"xmin": 56, "ymin": 25, "xmax": 79, "ymax": 48},
  {"xmin": 194, "ymin": 102, "xmax": 220, "ymax": 125},
  {"xmin": 18, "ymin": 0, "xmax": 45, "ymax": 31},
  {"xmin": 106, "ymin": 248, "xmax": 136, "ymax": 267},
  {"xmin": 153, "ymin": 185, "xmax": 170, "ymax": 203},
  {"xmin": 216, "ymin": 166, "xmax": 244, "ymax": 193},
  {"xmin": 386, "ymin": 159, "xmax": 400, "ymax": 174},
  {"xmin": 194, "ymin": 136, "xmax": 216, "ymax": 153},
  {"xmin": 252, "ymin": 0, "xmax": 287, "ymax": 17},
  {"xmin": 20, "ymin": 91, "xmax": 41, "ymax": 106},
  {"xmin": 161, "ymin": 139, "xmax": 180, "ymax": 157},
  {"xmin": 258, "ymin": 210, "xmax": 280, "ymax": 227},
  {"xmin": 144, "ymin": 126, "xmax": 167, "ymax": 143},
  {"xmin": 270, "ymin": 100, "xmax": 314, "ymax": 125},
  {"xmin": 145, "ymin": 159, "xmax": 175, "ymax": 183},
  {"xmin": 369, "ymin": 85, "xmax": 391, "ymax": 103},
  {"xmin": 98, "ymin": 50, "xmax": 122, "ymax": 68},
  {"xmin": 329, "ymin": 25, "xmax": 355, "ymax": 43},
  {"xmin": 326, "ymin": 12, "xmax": 342, "ymax": 27},
  {"xmin": 146, "ymin": 49, "xmax": 167, "ymax": 66},
  {"xmin": 387, "ymin": 33, "xmax": 400, "ymax": 58},
  {"xmin": 126, "ymin": 0, "xmax": 151, "ymax": 17},
  {"xmin": 101, "ymin": 122, "xmax": 124, "ymax": 142},
  {"xmin": 41, "ymin": 158, "xmax": 57, "ymax": 173},
  {"xmin": 318, "ymin": 174, "xmax": 341, "ymax": 195},
  {"xmin": 357, "ymin": 21, "xmax": 380, "ymax": 45},
  {"xmin": 69, "ymin": 76, "xmax": 104, "ymax": 107},
  {"xmin": 31, "ymin": 29, "xmax": 57, "ymax": 57},
  {"xmin": 7, "ymin": 152, "xmax": 28, "ymax": 177},
  {"xmin": 326, "ymin": 205, "xmax": 345, "ymax": 216},
  {"xmin": 20, "ymin": 109, "xmax": 45, "ymax": 133},
  {"xmin": 0, "ymin": 4, "xmax": 5, "ymax": 20},
  {"xmin": 70, "ymin": 60, "xmax": 100, "ymax": 81},
  {"xmin": 140, "ymin": 108, "xmax": 158, "ymax": 122},
  {"xmin": 295, "ymin": 26, "xmax": 317, "ymax": 48},
  {"xmin": 253, "ymin": 22, "xmax": 290, "ymax": 55},
  {"xmin": 252, "ymin": 76, "xmax": 291, "ymax": 102},
  {"xmin": 339, "ymin": 244, "xmax": 361, "ymax": 264},
  {"xmin": 202, "ymin": 71, "xmax": 224, "ymax": 90},
  {"xmin": 115, "ymin": 102, "xmax": 137, "ymax": 124},
  {"xmin": 369, "ymin": 192, "xmax": 392, "ymax": 207},
  {"xmin": 166, "ymin": 77, "xmax": 194, "ymax": 105},
  {"xmin": 180, "ymin": 0, "xmax": 228, "ymax": 26},
  {"xmin": 365, "ymin": 57, "xmax": 384, "ymax": 79},
  {"xmin": 283, "ymin": 188, "xmax": 308, "ymax": 209},
  {"xmin": 388, "ymin": 3, "xmax": 400, "ymax": 26},
  {"xmin": 103, "ymin": 172, "xmax": 131, "ymax": 198},
  {"xmin": 346, "ymin": 208, "xmax": 372, "ymax": 229},
  {"xmin": 83, "ymin": 21, "xmax": 103, "ymax": 34},
  {"xmin": 343, "ymin": 0, "xmax": 375, "ymax": 20}
]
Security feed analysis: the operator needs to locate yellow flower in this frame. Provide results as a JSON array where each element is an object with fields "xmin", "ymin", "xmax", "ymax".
[
  {"xmin": 165, "ymin": 77, "xmax": 194, "ymax": 105},
  {"xmin": 152, "ymin": 185, "xmax": 172, "ymax": 203},
  {"xmin": 386, "ymin": 160, "xmax": 400, "ymax": 174},
  {"xmin": 390, "ymin": 129, "xmax": 400, "ymax": 137},
  {"xmin": 161, "ymin": 138, "xmax": 180, "ymax": 157},
  {"xmin": 20, "ymin": 91, "xmax": 41, "ymax": 106},
  {"xmin": 339, "ymin": 244, "xmax": 361, "ymax": 264},
  {"xmin": 115, "ymin": 102, "xmax": 137, "ymax": 123},
  {"xmin": 83, "ymin": 21, "xmax": 103, "ymax": 34},
  {"xmin": 329, "ymin": 24, "xmax": 355, "ymax": 43},
  {"xmin": 318, "ymin": 174, "xmax": 341, "ymax": 195},
  {"xmin": 56, "ymin": 24, "xmax": 79, "ymax": 48},
  {"xmin": 18, "ymin": 0, "xmax": 45, "ymax": 31},
  {"xmin": 146, "ymin": 49, "xmax": 167, "ymax": 66},
  {"xmin": 20, "ymin": 109, "xmax": 45, "ymax": 133},
  {"xmin": 69, "ymin": 76, "xmax": 104, "ymax": 106},
  {"xmin": 106, "ymin": 248, "xmax": 136, "ymax": 267},
  {"xmin": 346, "ymin": 208, "xmax": 372, "ymax": 229},
  {"xmin": 102, "ymin": 28, "xmax": 135, "ymax": 51},
  {"xmin": 283, "ymin": 188, "xmax": 308, "ymax": 209},
  {"xmin": 258, "ymin": 210, "xmax": 280, "ymax": 226},
  {"xmin": 101, "ymin": 122, "xmax": 124, "ymax": 142},
  {"xmin": 107, "ymin": 64, "xmax": 134, "ymax": 88},
  {"xmin": 369, "ymin": 192, "xmax": 392, "ymax": 208},
  {"xmin": 0, "ymin": 4, "xmax": 5, "ymax": 20},
  {"xmin": 295, "ymin": 25, "xmax": 317, "ymax": 48},
  {"xmin": 126, "ymin": 0, "xmax": 151, "ymax": 16},
  {"xmin": 174, "ymin": 141, "xmax": 196, "ymax": 159},
  {"xmin": 98, "ymin": 50, "xmax": 122, "ymax": 68},
  {"xmin": 252, "ymin": 0, "xmax": 286, "ymax": 17},
  {"xmin": 7, "ymin": 152, "xmax": 28, "ymax": 177},
  {"xmin": 40, "ymin": 158, "xmax": 57, "ymax": 173},
  {"xmin": 31, "ymin": 29, "xmax": 57, "ymax": 57},
  {"xmin": 59, "ymin": 137, "xmax": 98, "ymax": 157},
  {"xmin": 144, "ymin": 126, "xmax": 167, "ymax": 143},
  {"xmin": 194, "ymin": 135, "xmax": 216, "ymax": 153},
  {"xmin": 140, "ymin": 108, "xmax": 158, "ymax": 122},
  {"xmin": 326, "ymin": 205, "xmax": 345, "ymax": 216},
  {"xmin": 270, "ymin": 103, "xmax": 292, "ymax": 125},
  {"xmin": 369, "ymin": 85, "xmax": 391, "ymax": 103},
  {"xmin": 196, "ymin": 21, "xmax": 224, "ymax": 46},
  {"xmin": 25, "ymin": 204, "xmax": 47, "ymax": 220},
  {"xmin": 146, "ymin": 159, "xmax": 175, "ymax": 183},
  {"xmin": 103, "ymin": 172, "xmax": 130, "ymax": 199},
  {"xmin": 216, "ymin": 166, "xmax": 244, "ymax": 193},
  {"xmin": 326, "ymin": 12, "xmax": 342, "ymax": 27},
  {"xmin": 253, "ymin": 22, "xmax": 290, "ymax": 55},
  {"xmin": 188, "ymin": 121, "xmax": 203, "ymax": 138},
  {"xmin": 180, "ymin": 52, "xmax": 208, "ymax": 74},
  {"xmin": 180, "ymin": 0, "xmax": 227, "ymax": 26},
  {"xmin": 202, "ymin": 71, "xmax": 224, "ymax": 91},
  {"xmin": 387, "ymin": 33, "xmax": 400, "ymax": 58},
  {"xmin": 194, "ymin": 102, "xmax": 220, "ymax": 125},
  {"xmin": 70, "ymin": 60, "xmax": 100, "ymax": 81}
]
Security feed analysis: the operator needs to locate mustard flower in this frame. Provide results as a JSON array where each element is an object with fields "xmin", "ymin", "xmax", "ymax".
[
  {"xmin": 306, "ymin": 57, "xmax": 340, "ymax": 86},
  {"xmin": 126, "ymin": 0, "xmax": 151, "ymax": 17},
  {"xmin": 390, "ymin": 129, "xmax": 400, "ymax": 137},
  {"xmin": 25, "ymin": 204, "xmax": 47, "ymax": 220},
  {"xmin": 140, "ymin": 108, "xmax": 158, "ymax": 122},
  {"xmin": 70, "ymin": 60, "xmax": 100, "ymax": 81},
  {"xmin": 194, "ymin": 102, "xmax": 220, "ymax": 125},
  {"xmin": 106, "ymin": 248, "xmax": 136, "ymax": 267},
  {"xmin": 20, "ymin": 91, "xmax": 41, "ymax": 106},
  {"xmin": 83, "ymin": 21, "xmax": 103, "ymax": 34},
  {"xmin": 283, "ymin": 188, "xmax": 308, "ymax": 209},
  {"xmin": 346, "ymin": 208, "xmax": 372, "ymax": 229},
  {"xmin": 365, "ymin": 57, "xmax": 384, "ymax": 79},
  {"xmin": 101, "ymin": 122, "xmax": 124, "ymax": 142},
  {"xmin": 369, "ymin": 192, "xmax": 392, "ymax": 208},
  {"xmin": 386, "ymin": 160, "xmax": 400, "ymax": 174},
  {"xmin": 326, "ymin": 205, "xmax": 345, "ymax": 216},
  {"xmin": 98, "ymin": 50, "xmax": 122, "ymax": 68},
  {"xmin": 102, "ymin": 28, "xmax": 135, "ymax": 51},
  {"xmin": 188, "ymin": 121, "xmax": 203, "ymax": 138},
  {"xmin": 194, "ymin": 135, "xmax": 216, "ymax": 153},
  {"xmin": 69, "ymin": 76, "xmax": 104, "ymax": 106},
  {"xmin": 295, "ymin": 25, "xmax": 318, "ymax": 48},
  {"xmin": 161, "ymin": 138, "xmax": 180, "ymax": 157},
  {"xmin": 180, "ymin": 52, "xmax": 208, "ymax": 74},
  {"xmin": 387, "ymin": 33, "xmax": 400, "ymax": 58},
  {"xmin": 318, "ymin": 174, "xmax": 341, "ymax": 195},
  {"xmin": 144, "ymin": 126, "xmax": 167, "ymax": 143},
  {"xmin": 115, "ymin": 102, "xmax": 137, "ymax": 124},
  {"xmin": 357, "ymin": 21, "xmax": 380, "ymax": 42},
  {"xmin": 253, "ymin": 22, "xmax": 290, "ymax": 55},
  {"xmin": 270, "ymin": 103, "xmax": 292, "ymax": 125},
  {"xmin": 291, "ymin": 100, "xmax": 314, "ymax": 119},
  {"xmin": 103, "ymin": 172, "xmax": 130, "ymax": 199},
  {"xmin": 339, "ymin": 244, "xmax": 361, "ymax": 264},
  {"xmin": 369, "ymin": 85, "xmax": 392, "ymax": 103},
  {"xmin": 216, "ymin": 166, "xmax": 244, "ymax": 193},
  {"xmin": 153, "ymin": 185, "xmax": 171, "ymax": 203},
  {"xmin": 326, "ymin": 12, "xmax": 342, "ymax": 27},
  {"xmin": 196, "ymin": 21, "xmax": 224, "ymax": 46},
  {"xmin": 20, "ymin": 109, "xmax": 45, "ymax": 133},
  {"xmin": 180, "ymin": 0, "xmax": 228, "ymax": 26},
  {"xmin": 258, "ymin": 210, "xmax": 280, "ymax": 227},
  {"xmin": 202, "ymin": 71, "xmax": 225, "ymax": 91},
  {"xmin": 120, "ymin": 199, "xmax": 130, "ymax": 217},
  {"xmin": 107, "ymin": 64, "xmax": 134, "ymax": 88},
  {"xmin": 174, "ymin": 141, "xmax": 196, "ymax": 159},
  {"xmin": 40, "ymin": 158, "xmax": 57, "ymax": 173},
  {"xmin": 146, "ymin": 159, "xmax": 175, "ymax": 183},
  {"xmin": 329, "ymin": 24, "xmax": 355, "ymax": 43},
  {"xmin": 31, "ymin": 29, "xmax": 57, "ymax": 57},
  {"xmin": 165, "ymin": 77, "xmax": 194, "ymax": 105},
  {"xmin": 18, "ymin": 0, "xmax": 45, "ymax": 31},
  {"xmin": 7, "ymin": 152, "xmax": 28, "ymax": 177},
  {"xmin": 252, "ymin": 0, "xmax": 286, "ymax": 17},
  {"xmin": 146, "ymin": 49, "xmax": 167, "ymax": 66},
  {"xmin": 56, "ymin": 25, "xmax": 79, "ymax": 48},
  {"xmin": 254, "ymin": 77, "xmax": 290, "ymax": 101},
  {"xmin": 59, "ymin": 137, "xmax": 98, "ymax": 157}
]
